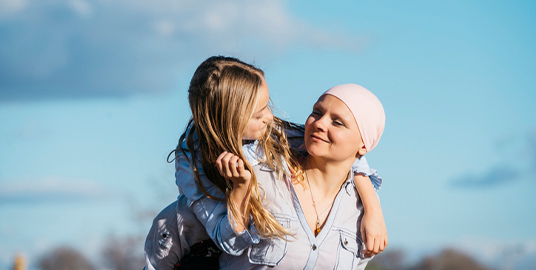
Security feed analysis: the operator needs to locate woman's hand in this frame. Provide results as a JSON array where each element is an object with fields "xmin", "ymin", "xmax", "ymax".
[{"xmin": 215, "ymin": 151, "xmax": 251, "ymax": 185}]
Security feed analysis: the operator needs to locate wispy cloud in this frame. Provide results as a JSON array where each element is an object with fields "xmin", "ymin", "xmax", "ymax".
[
  {"xmin": 0, "ymin": 0, "xmax": 365, "ymax": 101},
  {"xmin": 0, "ymin": 176, "xmax": 108, "ymax": 204},
  {"xmin": 450, "ymin": 129, "xmax": 536, "ymax": 188},
  {"xmin": 450, "ymin": 165, "xmax": 520, "ymax": 188}
]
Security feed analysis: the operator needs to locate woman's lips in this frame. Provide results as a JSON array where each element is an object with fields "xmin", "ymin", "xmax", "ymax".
[{"xmin": 310, "ymin": 134, "xmax": 329, "ymax": 143}]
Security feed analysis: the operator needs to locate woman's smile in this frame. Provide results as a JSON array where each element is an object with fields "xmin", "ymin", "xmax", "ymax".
[{"xmin": 309, "ymin": 133, "xmax": 329, "ymax": 143}]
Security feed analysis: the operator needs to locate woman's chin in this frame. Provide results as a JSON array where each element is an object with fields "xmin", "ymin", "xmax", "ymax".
[{"xmin": 304, "ymin": 146, "xmax": 324, "ymax": 158}]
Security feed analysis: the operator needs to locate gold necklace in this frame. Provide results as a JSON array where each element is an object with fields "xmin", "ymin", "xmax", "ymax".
[
  {"xmin": 304, "ymin": 160, "xmax": 350, "ymax": 236},
  {"xmin": 305, "ymin": 168, "xmax": 322, "ymax": 236}
]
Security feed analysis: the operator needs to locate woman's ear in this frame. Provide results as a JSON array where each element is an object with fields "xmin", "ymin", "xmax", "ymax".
[{"xmin": 356, "ymin": 146, "xmax": 367, "ymax": 157}]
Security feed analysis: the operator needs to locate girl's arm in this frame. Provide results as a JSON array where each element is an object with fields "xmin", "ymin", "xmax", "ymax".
[
  {"xmin": 351, "ymin": 156, "xmax": 388, "ymax": 258},
  {"xmin": 215, "ymin": 151, "xmax": 252, "ymax": 232},
  {"xmin": 176, "ymin": 150, "xmax": 260, "ymax": 256},
  {"xmin": 354, "ymin": 173, "xmax": 387, "ymax": 257}
]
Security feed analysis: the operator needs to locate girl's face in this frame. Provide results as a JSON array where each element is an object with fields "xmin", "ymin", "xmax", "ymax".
[
  {"xmin": 304, "ymin": 95, "xmax": 366, "ymax": 162},
  {"xmin": 242, "ymin": 77, "xmax": 273, "ymax": 140}
]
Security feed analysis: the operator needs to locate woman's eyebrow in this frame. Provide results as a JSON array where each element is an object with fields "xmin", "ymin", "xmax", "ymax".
[
  {"xmin": 330, "ymin": 110, "xmax": 353, "ymax": 124},
  {"xmin": 312, "ymin": 103, "xmax": 322, "ymax": 111}
]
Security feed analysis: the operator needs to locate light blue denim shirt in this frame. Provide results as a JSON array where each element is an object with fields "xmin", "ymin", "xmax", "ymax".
[
  {"xmin": 218, "ymin": 162, "xmax": 372, "ymax": 269},
  {"xmin": 148, "ymin": 152, "xmax": 377, "ymax": 269},
  {"xmin": 144, "ymin": 196, "xmax": 211, "ymax": 270},
  {"xmin": 173, "ymin": 124, "xmax": 382, "ymax": 258},
  {"xmin": 175, "ymin": 151, "xmax": 261, "ymax": 256}
]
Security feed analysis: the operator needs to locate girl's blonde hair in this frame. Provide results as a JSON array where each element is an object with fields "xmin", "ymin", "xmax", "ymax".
[{"xmin": 176, "ymin": 56, "xmax": 298, "ymax": 239}]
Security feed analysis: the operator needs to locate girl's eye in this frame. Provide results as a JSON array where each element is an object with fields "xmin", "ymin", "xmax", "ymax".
[
  {"xmin": 253, "ymin": 107, "xmax": 270, "ymax": 120},
  {"xmin": 252, "ymin": 112, "xmax": 263, "ymax": 119}
]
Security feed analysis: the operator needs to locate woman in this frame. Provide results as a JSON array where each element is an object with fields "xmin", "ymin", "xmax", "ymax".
[{"xmin": 213, "ymin": 84, "xmax": 385, "ymax": 269}]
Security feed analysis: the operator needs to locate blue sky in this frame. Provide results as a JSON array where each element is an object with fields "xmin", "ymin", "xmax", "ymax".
[{"xmin": 1, "ymin": 0, "xmax": 535, "ymax": 269}]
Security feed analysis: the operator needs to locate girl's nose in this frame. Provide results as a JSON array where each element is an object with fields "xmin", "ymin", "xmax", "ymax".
[{"xmin": 263, "ymin": 109, "xmax": 273, "ymax": 124}]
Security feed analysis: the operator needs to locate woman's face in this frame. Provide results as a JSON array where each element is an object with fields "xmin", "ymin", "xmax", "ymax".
[
  {"xmin": 242, "ymin": 77, "xmax": 273, "ymax": 140},
  {"xmin": 304, "ymin": 95, "xmax": 366, "ymax": 162}
]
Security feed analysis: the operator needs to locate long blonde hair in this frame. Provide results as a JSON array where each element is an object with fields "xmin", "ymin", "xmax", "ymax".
[{"xmin": 175, "ymin": 56, "xmax": 298, "ymax": 239}]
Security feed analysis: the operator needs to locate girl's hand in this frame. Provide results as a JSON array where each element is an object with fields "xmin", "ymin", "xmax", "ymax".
[
  {"xmin": 216, "ymin": 151, "xmax": 251, "ymax": 185},
  {"xmin": 360, "ymin": 208, "xmax": 388, "ymax": 258},
  {"xmin": 353, "ymin": 173, "xmax": 388, "ymax": 258},
  {"xmin": 216, "ymin": 151, "xmax": 252, "ymax": 232}
]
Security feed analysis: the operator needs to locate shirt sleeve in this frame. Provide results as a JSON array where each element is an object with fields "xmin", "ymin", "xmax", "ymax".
[
  {"xmin": 350, "ymin": 156, "xmax": 383, "ymax": 191},
  {"xmin": 175, "ymin": 137, "xmax": 260, "ymax": 256}
]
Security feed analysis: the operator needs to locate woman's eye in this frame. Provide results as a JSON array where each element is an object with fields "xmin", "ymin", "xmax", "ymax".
[{"xmin": 333, "ymin": 120, "xmax": 344, "ymax": 126}]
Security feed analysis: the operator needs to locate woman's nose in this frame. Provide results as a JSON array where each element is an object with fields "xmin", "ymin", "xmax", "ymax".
[{"xmin": 313, "ymin": 115, "xmax": 328, "ymax": 131}]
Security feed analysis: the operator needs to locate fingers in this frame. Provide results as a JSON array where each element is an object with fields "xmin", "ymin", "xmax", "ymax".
[
  {"xmin": 364, "ymin": 236, "xmax": 376, "ymax": 258},
  {"xmin": 365, "ymin": 232, "xmax": 374, "ymax": 254},
  {"xmin": 215, "ymin": 151, "xmax": 227, "ymax": 176},
  {"xmin": 362, "ymin": 230, "xmax": 386, "ymax": 257},
  {"xmin": 372, "ymin": 237, "xmax": 380, "ymax": 255},
  {"xmin": 379, "ymin": 237, "xmax": 386, "ymax": 254},
  {"xmin": 225, "ymin": 155, "xmax": 238, "ymax": 177},
  {"xmin": 216, "ymin": 151, "xmax": 237, "ymax": 177},
  {"xmin": 236, "ymin": 158, "xmax": 246, "ymax": 175},
  {"xmin": 360, "ymin": 211, "xmax": 388, "ymax": 257},
  {"xmin": 363, "ymin": 234, "xmax": 388, "ymax": 257},
  {"xmin": 216, "ymin": 151, "xmax": 247, "ymax": 179}
]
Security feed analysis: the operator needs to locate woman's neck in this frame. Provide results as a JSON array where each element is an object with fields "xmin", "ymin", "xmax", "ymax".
[{"xmin": 304, "ymin": 156, "xmax": 353, "ymax": 196}]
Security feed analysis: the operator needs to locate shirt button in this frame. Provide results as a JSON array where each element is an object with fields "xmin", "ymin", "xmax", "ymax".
[{"xmin": 312, "ymin": 244, "xmax": 317, "ymax": 251}]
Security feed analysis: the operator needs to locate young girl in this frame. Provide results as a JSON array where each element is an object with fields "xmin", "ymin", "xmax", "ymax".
[{"xmin": 144, "ymin": 56, "xmax": 386, "ymax": 269}]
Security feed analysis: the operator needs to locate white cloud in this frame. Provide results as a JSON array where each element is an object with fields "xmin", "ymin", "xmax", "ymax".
[
  {"xmin": 0, "ymin": 176, "xmax": 108, "ymax": 203},
  {"xmin": 154, "ymin": 19, "xmax": 175, "ymax": 37},
  {"xmin": 68, "ymin": 0, "xmax": 92, "ymax": 17},
  {"xmin": 0, "ymin": 0, "xmax": 28, "ymax": 17},
  {"xmin": 15, "ymin": 118, "xmax": 53, "ymax": 140},
  {"xmin": 0, "ymin": 0, "xmax": 365, "ymax": 100}
]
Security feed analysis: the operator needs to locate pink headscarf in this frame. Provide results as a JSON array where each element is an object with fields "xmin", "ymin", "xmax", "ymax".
[{"xmin": 321, "ymin": 84, "xmax": 385, "ymax": 152}]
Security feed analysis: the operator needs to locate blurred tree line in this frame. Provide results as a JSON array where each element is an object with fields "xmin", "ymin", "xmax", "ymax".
[
  {"xmin": 26, "ymin": 244, "xmax": 493, "ymax": 270},
  {"xmin": 367, "ymin": 248, "xmax": 490, "ymax": 270},
  {"xmin": 33, "ymin": 235, "xmax": 145, "ymax": 270}
]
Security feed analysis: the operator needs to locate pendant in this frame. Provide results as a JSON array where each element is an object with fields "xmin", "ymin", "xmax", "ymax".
[{"xmin": 315, "ymin": 221, "xmax": 321, "ymax": 236}]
